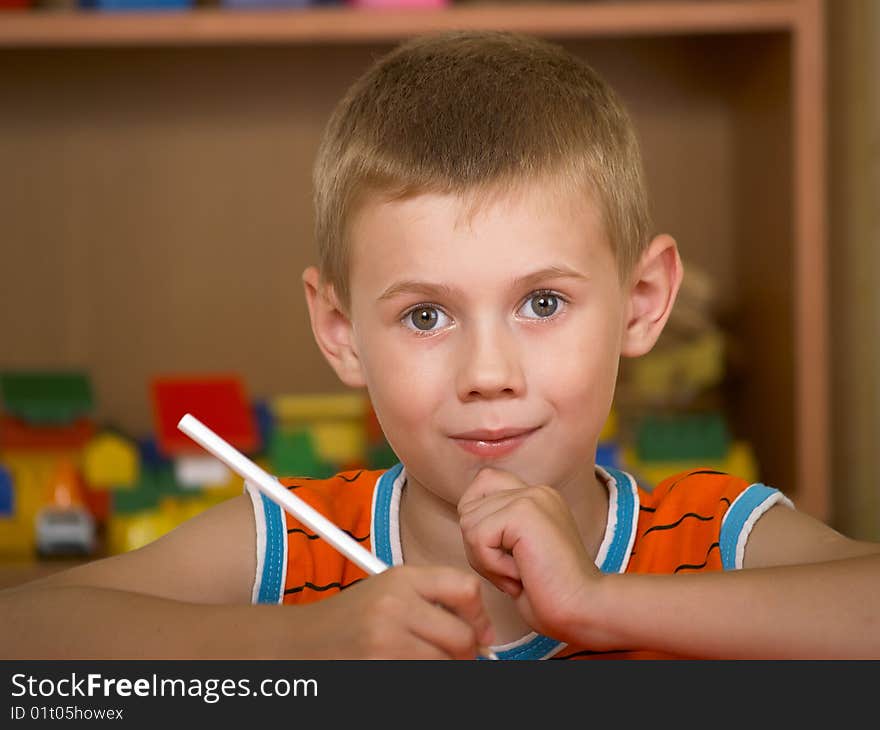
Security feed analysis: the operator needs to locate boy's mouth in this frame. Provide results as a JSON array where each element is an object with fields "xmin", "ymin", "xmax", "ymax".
[{"xmin": 450, "ymin": 426, "xmax": 539, "ymax": 459}]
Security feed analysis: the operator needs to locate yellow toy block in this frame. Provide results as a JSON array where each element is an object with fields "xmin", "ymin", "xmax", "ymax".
[
  {"xmin": 272, "ymin": 393, "xmax": 368, "ymax": 466},
  {"xmin": 599, "ymin": 408, "xmax": 618, "ymax": 443},
  {"xmin": 161, "ymin": 495, "xmax": 217, "ymax": 525},
  {"xmin": 0, "ymin": 516, "xmax": 35, "ymax": 560},
  {"xmin": 106, "ymin": 509, "xmax": 177, "ymax": 555},
  {"xmin": 1, "ymin": 451, "xmax": 79, "ymax": 527},
  {"xmin": 273, "ymin": 392, "xmax": 368, "ymax": 423},
  {"xmin": 82, "ymin": 432, "xmax": 139, "ymax": 489},
  {"xmin": 310, "ymin": 422, "xmax": 365, "ymax": 466},
  {"xmin": 628, "ymin": 329, "xmax": 725, "ymax": 402}
]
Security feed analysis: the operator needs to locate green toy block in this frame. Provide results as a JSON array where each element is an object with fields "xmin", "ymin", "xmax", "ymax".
[
  {"xmin": 153, "ymin": 465, "xmax": 203, "ymax": 500},
  {"xmin": 111, "ymin": 469, "xmax": 163, "ymax": 515},
  {"xmin": 635, "ymin": 412, "xmax": 730, "ymax": 462},
  {"xmin": 0, "ymin": 371, "xmax": 93, "ymax": 425},
  {"xmin": 269, "ymin": 429, "xmax": 336, "ymax": 479},
  {"xmin": 367, "ymin": 440, "xmax": 399, "ymax": 470}
]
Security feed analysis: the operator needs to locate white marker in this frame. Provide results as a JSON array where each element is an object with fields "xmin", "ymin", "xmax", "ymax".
[{"xmin": 177, "ymin": 412, "xmax": 498, "ymax": 660}]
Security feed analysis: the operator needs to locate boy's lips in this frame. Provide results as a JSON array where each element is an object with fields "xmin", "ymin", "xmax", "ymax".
[{"xmin": 449, "ymin": 426, "xmax": 540, "ymax": 459}]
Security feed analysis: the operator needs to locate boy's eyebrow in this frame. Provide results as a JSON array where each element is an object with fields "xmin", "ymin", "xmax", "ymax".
[{"xmin": 377, "ymin": 265, "xmax": 589, "ymax": 302}]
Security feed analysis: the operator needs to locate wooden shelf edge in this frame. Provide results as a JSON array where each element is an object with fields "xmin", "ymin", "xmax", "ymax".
[{"xmin": 0, "ymin": 1, "xmax": 802, "ymax": 47}]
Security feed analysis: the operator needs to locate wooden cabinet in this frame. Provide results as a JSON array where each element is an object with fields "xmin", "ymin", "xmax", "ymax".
[{"xmin": 0, "ymin": 1, "xmax": 828, "ymax": 518}]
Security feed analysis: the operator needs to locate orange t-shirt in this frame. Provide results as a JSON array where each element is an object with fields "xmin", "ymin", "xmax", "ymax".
[{"xmin": 245, "ymin": 463, "xmax": 792, "ymax": 659}]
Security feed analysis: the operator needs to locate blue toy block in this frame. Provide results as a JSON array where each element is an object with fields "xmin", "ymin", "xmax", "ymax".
[
  {"xmin": 138, "ymin": 437, "xmax": 171, "ymax": 470},
  {"xmin": 0, "ymin": 466, "xmax": 13, "ymax": 516},
  {"xmin": 78, "ymin": 0, "xmax": 193, "ymax": 10},
  {"xmin": 596, "ymin": 442, "xmax": 620, "ymax": 470},
  {"xmin": 252, "ymin": 399, "xmax": 275, "ymax": 455}
]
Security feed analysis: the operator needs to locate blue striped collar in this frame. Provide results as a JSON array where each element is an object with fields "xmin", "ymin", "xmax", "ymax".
[{"xmin": 371, "ymin": 462, "xmax": 640, "ymax": 660}]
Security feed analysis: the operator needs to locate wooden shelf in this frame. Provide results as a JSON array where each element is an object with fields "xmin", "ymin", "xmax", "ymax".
[{"xmin": 1, "ymin": 1, "xmax": 805, "ymax": 47}]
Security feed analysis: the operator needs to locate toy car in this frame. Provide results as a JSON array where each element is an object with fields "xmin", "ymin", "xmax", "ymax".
[{"xmin": 35, "ymin": 505, "xmax": 96, "ymax": 557}]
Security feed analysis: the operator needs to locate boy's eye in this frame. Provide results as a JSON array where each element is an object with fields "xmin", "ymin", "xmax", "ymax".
[
  {"xmin": 518, "ymin": 292, "xmax": 562, "ymax": 319},
  {"xmin": 403, "ymin": 306, "xmax": 450, "ymax": 332}
]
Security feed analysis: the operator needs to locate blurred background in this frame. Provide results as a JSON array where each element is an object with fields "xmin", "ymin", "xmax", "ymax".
[{"xmin": 0, "ymin": 0, "xmax": 877, "ymax": 582}]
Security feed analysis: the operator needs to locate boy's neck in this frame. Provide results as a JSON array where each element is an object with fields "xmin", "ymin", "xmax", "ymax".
[{"xmin": 398, "ymin": 464, "xmax": 610, "ymax": 644}]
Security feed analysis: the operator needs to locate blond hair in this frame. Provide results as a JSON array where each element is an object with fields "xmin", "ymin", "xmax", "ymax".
[{"xmin": 312, "ymin": 30, "xmax": 651, "ymax": 311}]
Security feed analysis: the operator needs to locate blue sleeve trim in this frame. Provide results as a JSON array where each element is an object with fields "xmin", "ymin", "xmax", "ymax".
[
  {"xmin": 256, "ymin": 492, "xmax": 285, "ymax": 604},
  {"xmin": 600, "ymin": 467, "xmax": 636, "ymax": 574},
  {"xmin": 373, "ymin": 462, "xmax": 403, "ymax": 567},
  {"xmin": 495, "ymin": 634, "xmax": 561, "ymax": 660},
  {"xmin": 719, "ymin": 483, "xmax": 778, "ymax": 570}
]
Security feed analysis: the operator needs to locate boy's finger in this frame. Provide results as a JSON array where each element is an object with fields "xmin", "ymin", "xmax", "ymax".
[
  {"xmin": 460, "ymin": 505, "xmax": 523, "ymax": 587},
  {"xmin": 458, "ymin": 467, "xmax": 526, "ymax": 512},
  {"xmin": 411, "ymin": 567, "xmax": 495, "ymax": 647},
  {"xmin": 458, "ymin": 489, "xmax": 523, "ymax": 522},
  {"xmin": 407, "ymin": 599, "xmax": 487, "ymax": 659}
]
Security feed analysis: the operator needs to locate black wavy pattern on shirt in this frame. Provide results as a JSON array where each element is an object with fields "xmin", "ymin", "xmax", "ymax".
[
  {"xmin": 284, "ymin": 578, "xmax": 364, "ymax": 595},
  {"xmin": 287, "ymin": 527, "xmax": 369, "ymax": 542},
  {"xmin": 673, "ymin": 542, "xmax": 720, "ymax": 573},
  {"xmin": 666, "ymin": 469, "xmax": 727, "ymax": 494},
  {"xmin": 631, "ymin": 496, "xmax": 732, "ymax": 562},
  {"xmin": 641, "ymin": 511, "xmax": 714, "ymax": 537},
  {"xmin": 285, "ymin": 471, "xmax": 364, "ymax": 491},
  {"xmin": 639, "ymin": 492, "xmax": 731, "ymax": 515}
]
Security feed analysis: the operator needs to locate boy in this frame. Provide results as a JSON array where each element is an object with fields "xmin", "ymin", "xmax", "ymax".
[{"xmin": 2, "ymin": 30, "xmax": 879, "ymax": 660}]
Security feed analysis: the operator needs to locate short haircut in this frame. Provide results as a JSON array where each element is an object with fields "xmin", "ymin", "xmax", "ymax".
[{"xmin": 313, "ymin": 30, "xmax": 651, "ymax": 312}]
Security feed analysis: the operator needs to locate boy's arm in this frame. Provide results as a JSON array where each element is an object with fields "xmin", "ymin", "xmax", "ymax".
[
  {"xmin": 740, "ymin": 501, "xmax": 880, "ymax": 568},
  {"xmin": 459, "ymin": 469, "xmax": 880, "ymax": 659},
  {"xmin": 586, "ymin": 543, "xmax": 880, "ymax": 659},
  {"xmin": 597, "ymin": 503, "xmax": 880, "ymax": 659},
  {"xmin": 1, "ymin": 494, "xmax": 494, "ymax": 659},
  {"xmin": 0, "ymin": 494, "xmax": 261, "ymax": 658}
]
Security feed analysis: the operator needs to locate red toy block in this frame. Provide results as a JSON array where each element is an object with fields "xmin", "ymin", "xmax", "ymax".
[
  {"xmin": 150, "ymin": 374, "xmax": 258, "ymax": 457},
  {"xmin": 365, "ymin": 400, "xmax": 385, "ymax": 444},
  {"xmin": 0, "ymin": 416, "xmax": 95, "ymax": 451}
]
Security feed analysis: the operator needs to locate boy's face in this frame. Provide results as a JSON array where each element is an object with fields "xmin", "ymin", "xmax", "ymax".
[{"xmin": 341, "ymin": 184, "xmax": 631, "ymax": 504}]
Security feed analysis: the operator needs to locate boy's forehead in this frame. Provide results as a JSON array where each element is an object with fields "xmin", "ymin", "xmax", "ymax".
[
  {"xmin": 355, "ymin": 178, "xmax": 596, "ymax": 226},
  {"xmin": 348, "ymin": 184, "xmax": 608, "ymax": 288}
]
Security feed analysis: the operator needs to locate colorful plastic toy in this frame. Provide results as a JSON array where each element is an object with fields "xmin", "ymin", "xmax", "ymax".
[
  {"xmin": 0, "ymin": 371, "xmax": 94, "ymax": 425},
  {"xmin": 0, "ymin": 466, "xmax": 13, "ymax": 517},
  {"xmin": 272, "ymin": 392, "xmax": 368, "ymax": 471},
  {"xmin": 622, "ymin": 440, "xmax": 759, "ymax": 492},
  {"xmin": 34, "ymin": 458, "xmax": 97, "ymax": 558},
  {"xmin": 0, "ymin": 416, "xmax": 95, "ymax": 451},
  {"xmin": 82, "ymin": 431, "xmax": 140, "ymax": 489},
  {"xmin": 269, "ymin": 429, "xmax": 335, "ymax": 479},
  {"xmin": 150, "ymin": 374, "xmax": 259, "ymax": 457},
  {"xmin": 635, "ymin": 412, "xmax": 730, "ymax": 463}
]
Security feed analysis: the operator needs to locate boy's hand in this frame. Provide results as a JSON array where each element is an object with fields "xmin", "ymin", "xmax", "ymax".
[
  {"xmin": 282, "ymin": 565, "xmax": 494, "ymax": 659},
  {"xmin": 458, "ymin": 467, "xmax": 601, "ymax": 642}
]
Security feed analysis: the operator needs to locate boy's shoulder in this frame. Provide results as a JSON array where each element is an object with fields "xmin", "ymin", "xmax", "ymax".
[{"xmin": 628, "ymin": 468, "xmax": 791, "ymax": 573}]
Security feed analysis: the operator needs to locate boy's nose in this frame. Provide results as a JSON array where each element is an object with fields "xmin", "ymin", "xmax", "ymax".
[{"xmin": 455, "ymin": 324, "xmax": 526, "ymax": 401}]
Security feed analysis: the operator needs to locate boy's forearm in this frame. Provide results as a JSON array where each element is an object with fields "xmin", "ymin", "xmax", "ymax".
[
  {"xmin": 0, "ymin": 584, "xmax": 280, "ymax": 659},
  {"xmin": 587, "ymin": 554, "xmax": 880, "ymax": 659}
]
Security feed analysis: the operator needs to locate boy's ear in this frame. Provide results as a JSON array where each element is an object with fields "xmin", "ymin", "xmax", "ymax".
[
  {"xmin": 620, "ymin": 234, "xmax": 684, "ymax": 357},
  {"xmin": 302, "ymin": 266, "xmax": 367, "ymax": 388}
]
